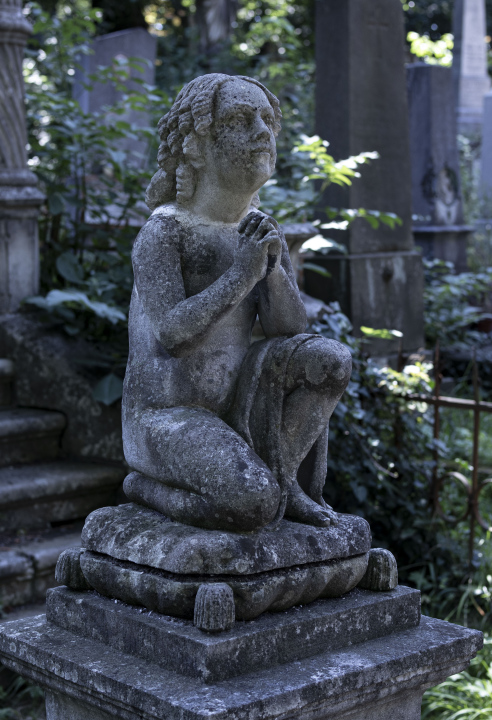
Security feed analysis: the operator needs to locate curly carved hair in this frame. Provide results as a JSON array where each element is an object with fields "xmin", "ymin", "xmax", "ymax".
[{"xmin": 145, "ymin": 73, "xmax": 282, "ymax": 211}]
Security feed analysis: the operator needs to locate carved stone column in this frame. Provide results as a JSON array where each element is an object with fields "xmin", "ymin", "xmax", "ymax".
[{"xmin": 0, "ymin": 0, "xmax": 44, "ymax": 313}]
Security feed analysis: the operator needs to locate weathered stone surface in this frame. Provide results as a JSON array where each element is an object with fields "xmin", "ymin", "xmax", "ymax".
[
  {"xmin": 193, "ymin": 583, "xmax": 235, "ymax": 632},
  {"xmin": 79, "ymin": 551, "xmax": 369, "ymax": 620},
  {"xmin": 46, "ymin": 585, "xmax": 421, "ymax": 682},
  {"xmin": 358, "ymin": 548, "xmax": 398, "ymax": 591},
  {"xmin": 0, "ymin": 313, "xmax": 124, "ymax": 461},
  {"xmin": 0, "ymin": 612, "xmax": 482, "ymax": 720},
  {"xmin": 82, "ymin": 503, "xmax": 371, "ymax": 575},
  {"xmin": 55, "ymin": 549, "xmax": 91, "ymax": 591},
  {"xmin": 124, "ymin": 74, "xmax": 352, "ymax": 534},
  {"xmin": 0, "ymin": 460, "xmax": 125, "ymax": 531},
  {"xmin": 0, "ymin": 408, "xmax": 65, "ymax": 466}
]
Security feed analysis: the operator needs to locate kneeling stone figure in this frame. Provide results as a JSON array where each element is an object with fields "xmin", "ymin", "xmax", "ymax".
[{"xmin": 76, "ymin": 73, "xmax": 393, "ymax": 628}]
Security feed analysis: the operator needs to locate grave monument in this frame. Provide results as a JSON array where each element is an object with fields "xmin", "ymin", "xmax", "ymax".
[
  {"xmin": 0, "ymin": 0, "xmax": 44, "ymax": 313},
  {"xmin": 0, "ymin": 73, "xmax": 482, "ymax": 720},
  {"xmin": 407, "ymin": 63, "xmax": 473, "ymax": 272},
  {"xmin": 307, "ymin": 0, "xmax": 424, "ymax": 355},
  {"xmin": 453, "ymin": 0, "xmax": 490, "ymax": 134}
]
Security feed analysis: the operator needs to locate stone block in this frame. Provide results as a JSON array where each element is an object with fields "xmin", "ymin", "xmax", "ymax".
[
  {"xmin": 46, "ymin": 585, "xmax": 421, "ymax": 683},
  {"xmin": 0, "ymin": 611, "xmax": 482, "ymax": 720},
  {"xmin": 303, "ymin": 250, "xmax": 424, "ymax": 352}
]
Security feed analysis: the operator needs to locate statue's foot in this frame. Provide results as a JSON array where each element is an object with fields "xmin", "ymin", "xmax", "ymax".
[{"xmin": 285, "ymin": 483, "xmax": 338, "ymax": 528}]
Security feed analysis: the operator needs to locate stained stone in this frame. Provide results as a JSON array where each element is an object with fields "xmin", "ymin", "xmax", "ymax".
[{"xmin": 81, "ymin": 503, "xmax": 371, "ymax": 575}]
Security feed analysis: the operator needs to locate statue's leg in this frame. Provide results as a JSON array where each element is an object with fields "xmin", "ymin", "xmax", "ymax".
[
  {"xmin": 123, "ymin": 406, "xmax": 281, "ymax": 532},
  {"xmin": 282, "ymin": 336, "xmax": 352, "ymax": 527}
]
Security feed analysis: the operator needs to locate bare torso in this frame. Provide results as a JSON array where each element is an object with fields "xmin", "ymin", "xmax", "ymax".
[{"xmin": 124, "ymin": 205, "xmax": 274, "ymax": 417}]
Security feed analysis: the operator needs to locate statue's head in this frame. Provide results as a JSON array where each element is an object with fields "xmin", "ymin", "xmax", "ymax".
[{"xmin": 145, "ymin": 74, "xmax": 282, "ymax": 211}]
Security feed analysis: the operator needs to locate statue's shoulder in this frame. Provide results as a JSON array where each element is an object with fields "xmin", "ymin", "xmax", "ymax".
[{"xmin": 134, "ymin": 204, "xmax": 181, "ymax": 254}]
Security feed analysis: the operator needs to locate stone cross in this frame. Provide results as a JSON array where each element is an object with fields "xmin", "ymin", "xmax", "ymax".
[
  {"xmin": 453, "ymin": 0, "xmax": 490, "ymax": 133},
  {"xmin": 311, "ymin": 0, "xmax": 423, "ymax": 354},
  {"xmin": 0, "ymin": 0, "xmax": 44, "ymax": 313}
]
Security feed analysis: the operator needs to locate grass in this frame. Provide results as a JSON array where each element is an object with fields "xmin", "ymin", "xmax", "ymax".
[{"xmin": 422, "ymin": 637, "xmax": 492, "ymax": 719}]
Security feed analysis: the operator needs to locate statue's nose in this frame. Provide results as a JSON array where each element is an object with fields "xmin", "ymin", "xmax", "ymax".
[{"xmin": 252, "ymin": 113, "xmax": 271, "ymax": 140}]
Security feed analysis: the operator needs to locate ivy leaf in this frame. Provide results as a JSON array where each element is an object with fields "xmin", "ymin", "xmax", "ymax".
[
  {"xmin": 360, "ymin": 327, "xmax": 403, "ymax": 340},
  {"xmin": 92, "ymin": 373, "xmax": 123, "ymax": 405},
  {"xmin": 56, "ymin": 252, "xmax": 84, "ymax": 284}
]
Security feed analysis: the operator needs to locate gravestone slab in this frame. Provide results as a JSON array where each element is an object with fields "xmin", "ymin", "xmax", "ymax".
[
  {"xmin": 313, "ymin": 0, "xmax": 423, "ymax": 352},
  {"xmin": 453, "ymin": 0, "xmax": 490, "ymax": 133},
  {"xmin": 73, "ymin": 28, "xmax": 157, "ymax": 167},
  {"xmin": 407, "ymin": 63, "xmax": 473, "ymax": 271}
]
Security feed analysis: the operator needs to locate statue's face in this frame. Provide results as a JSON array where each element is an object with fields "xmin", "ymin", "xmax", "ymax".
[{"xmin": 203, "ymin": 79, "xmax": 277, "ymax": 195}]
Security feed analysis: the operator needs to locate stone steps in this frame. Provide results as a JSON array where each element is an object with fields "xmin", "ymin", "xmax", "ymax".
[
  {"xmin": 0, "ymin": 529, "xmax": 81, "ymax": 610},
  {"xmin": 0, "ymin": 358, "xmax": 126, "ymax": 612},
  {"xmin": 0, "ymin": 408, "xmax": 66, "ymax": 466},
  {"xmin": 0, "ymin": 460, "xmax": 124, "ymax": 532}
]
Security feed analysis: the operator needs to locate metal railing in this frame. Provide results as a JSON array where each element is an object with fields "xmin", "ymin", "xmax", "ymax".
[{"xmin": 402, "ymin": 345, "xmax": 492, "ymax": 566}]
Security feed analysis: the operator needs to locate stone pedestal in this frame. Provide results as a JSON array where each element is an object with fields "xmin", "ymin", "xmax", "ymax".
[
  {"xmin": 0, "ymin": 584, "xmax": 481, "ymax": 720},
  {"xmin": 0, "ymin": 0, "xmax": 44, "ymax": 313},
  {"xmin": 314, "ymin": 0, "xmax": 423, "ymax": 352}
]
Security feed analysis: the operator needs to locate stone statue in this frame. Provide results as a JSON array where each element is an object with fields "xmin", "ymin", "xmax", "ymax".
[
  {"xmin": 122, "ymin": 73, "xmax": 352, "ymax": 533},
  {"xmin": 64, "ymin": 73, "xmax": 384, "ymax": 628}
]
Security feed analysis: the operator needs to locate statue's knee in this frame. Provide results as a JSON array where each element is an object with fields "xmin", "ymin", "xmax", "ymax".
[
  {"xmin": 296, "ymin": 337, "xmax": 352, "ymax": 392},
  {"xmin": 223, "ymin": 468, "xmax": 281, "ymax": 532}
]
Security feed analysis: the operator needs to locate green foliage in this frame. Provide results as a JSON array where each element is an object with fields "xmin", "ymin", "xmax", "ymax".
[
  {"xmin": 423, "ymin": 259, "xmax": 492, "ymax": 348},
  {"xmin": 22, "ymin": 2, "xmax": 171, "ymax": 394},
  {"xmin": 407, "ymin": 30, "xmax": 454, "ymax": 65},
  {"xmin": 260, "ymin": 135, "xmax": 402, "ymax": 230},
  {"xmin": 422, "ymin": 637, "xmax": 492, "ymax": 719},
  {"xmin": 0, "ymin": 674, "xmax": 44, "ymax": 720}
]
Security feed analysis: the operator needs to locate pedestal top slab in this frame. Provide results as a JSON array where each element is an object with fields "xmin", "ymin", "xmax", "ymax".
[
  {"xmin": 0, "ymin": 613, "xmax": 482, "ymax": 720},
  {"xmin": 81, "ymin": 503, "xmax": 371, "ymax": 575}
]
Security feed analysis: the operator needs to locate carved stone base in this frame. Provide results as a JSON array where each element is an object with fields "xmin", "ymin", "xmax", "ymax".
[
  {"xmin": 0, "ymin": 592, "xmax": 482, "ymax": 720},
  {"xmin": 76, "ymin": 502, "xmax": 373, "ymax": 622}
]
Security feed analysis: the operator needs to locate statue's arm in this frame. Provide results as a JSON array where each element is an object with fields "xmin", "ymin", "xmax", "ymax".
[
  {"xmin": 257, "ymin": 231, "xmax": 307, "ymax": 337},
  {"xmin": 133, "ymin": 218, "xmax": 264, "ymax": 357}
]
